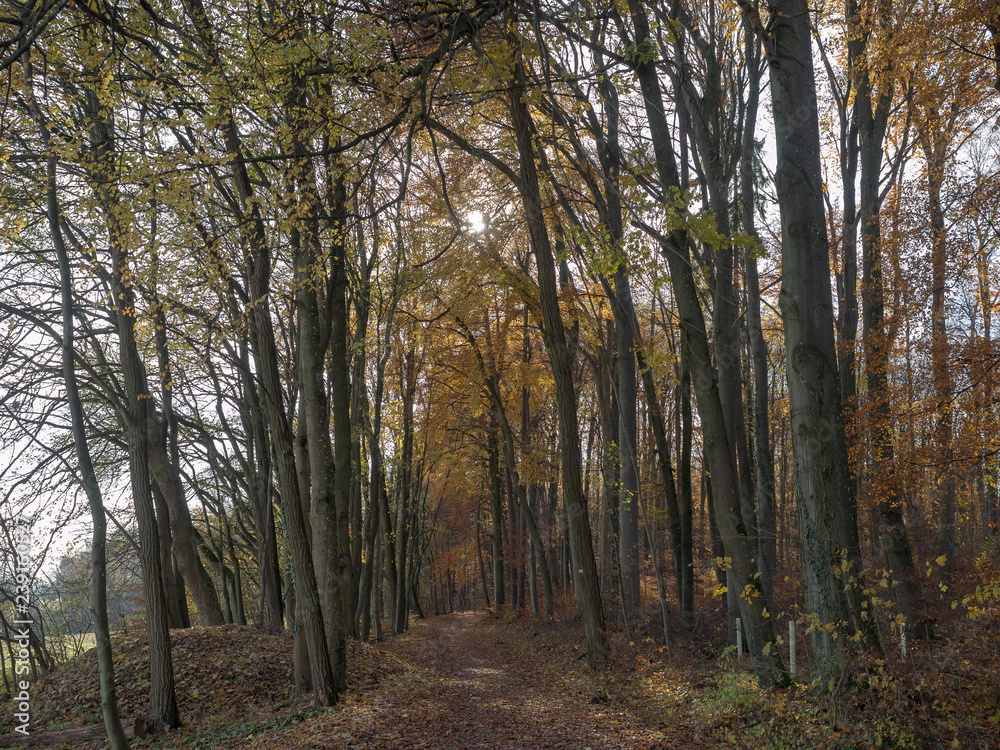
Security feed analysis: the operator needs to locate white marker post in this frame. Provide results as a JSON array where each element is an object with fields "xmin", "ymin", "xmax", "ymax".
[
  {"xmin": 736, "ymin": 617, "xmax": 742, "ymax": 661},
  {"xmin": 788, "ymin": 620, "xmax": 796, "ymax": 677},
  {"xmin": 900, "ymin": 622, "xmax": 906, "ymax": 659}
]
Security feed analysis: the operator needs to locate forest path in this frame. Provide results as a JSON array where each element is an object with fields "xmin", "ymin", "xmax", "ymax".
[{"xmin": 238, "ymin": 612, "xmax": 675, "ymax": 750}]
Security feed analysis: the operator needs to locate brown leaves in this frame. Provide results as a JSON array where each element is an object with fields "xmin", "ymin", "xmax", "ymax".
[
  {"xmin": 234, "ymin": 613, "xmax": 671, "ymax": 750},
  {"xmin": 6, "ymin": 609, "xmax": 998, "ymax": 749},
  {"xmin": 1, "ymin": 625, "xmax": 300, "ymax": 740}
]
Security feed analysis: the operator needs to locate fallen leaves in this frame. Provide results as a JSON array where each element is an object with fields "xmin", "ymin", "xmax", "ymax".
[
  {"xmin": 1, "ymin": 624, "xmax": 305, "ymax": 744},
  {"xmin": 3, "ymin": 603, "xmax": 998, "ymax": 749}
]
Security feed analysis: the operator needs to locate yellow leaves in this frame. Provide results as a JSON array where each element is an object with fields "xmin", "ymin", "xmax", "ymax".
[{"xmin": 203, "ymin": 113, "xmax": 228, "ymax": 132}]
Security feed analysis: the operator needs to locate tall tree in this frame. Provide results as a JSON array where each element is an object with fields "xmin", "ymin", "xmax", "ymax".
[
  {"xmin": 623, "ymin": 0, "xmax": 787, "ymax": 687},
  {"xmin": 849, "ymin": 0, "xmax": 926, "ymax": 635},
  {"xmin": 506, "ymin": 10, "xmax": 608, "ymax": 666},
  {"xmin": 29, "ymin": 52, "xmax": 131, "ymax": 749},
  {"xmin": 83, "ymin": 83, "xmax": 181, "ymax": 737},
  {"xmin": 739, "ymin": 22, "xmax": 778, "ymax": 612},
  {"xmin": 742, "ymin": 0, "xmax": 879, "ymax": 679}
]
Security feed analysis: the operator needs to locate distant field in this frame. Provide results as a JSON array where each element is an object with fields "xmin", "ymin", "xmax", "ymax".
[
  {"xmin": 52, "ymin": 632, "xmax": 97, "ymax": 659},
  {"xmin": 1, "ymin": 632, "xmax": 96, "ymax": 692}
]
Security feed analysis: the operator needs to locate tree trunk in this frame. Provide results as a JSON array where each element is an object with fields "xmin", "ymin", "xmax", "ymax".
[
  {"xmin": 739, "ymin": 29, "xmax": 777, "ymax": 613},
  {"xmin": 393, "ymin": 345, "xmax": 417, "ymax": 633},
  {"xmin": 370, "ymin": 302, "xmax": 398, "ymax": 627},
  {"xmin": 350, "ymin": 246, "xmax": 375, "ymax": 633},
  {"xmin": 614, "ymin": 269, "xmax": 641, "ymax": 630},
  {"xmin": 328, "ymin": 185, "xmax": 357, "ymax": 641},
  {"xmin": 487, "ymin": 426, "xmax": 506, "ymax": 608},
  {"xmin": 625, "ymin": 0, "xmax": 786, "ymax": 686},
  {"xmin": 146, "ymin": 426, "xmax": 226, "ymax": 626},
  {"xmin": 248, "ymin": 120, "xmax": 335, "ymax": 711},
  {"xmin": 596, "ymin": 331, "xmax": 619, "ymax": 603},
  {"xmin": 678, "ymin": 357, "xmax": 694, "ymax": 618},
  {"xmin": 78, "ymin": 78, "xmax": 180, "ymax": 733},
  {"xmin": 356, "ymin": 418, "xmax": 380, "ymax": 640},
  {"xmin": 237, "ymin": 338, "xmax": 283, "ymax": 630},
  {"xmin": 149, "ymin": 304, "xmax": 185, "ymax": 631},
  {"xmin": 925, "ymin": 137, "xmax": 956, "ymax": 581},
  {"xmin": 40, "ymin": 81, "xmax": 131, "ymax": 747},
  {"xmin": 150, "ymin": 481, "xmax": 183, "ymax": 630},
  {"xmin": 757, "ymin": 0, "xmax": 879, "ymax": 678},
  {"xmin": 507, "ymin": 15, "xmax": 607, "ymax": 665},
  {"xmin": 854, "ymin": 22, "xmax": 927, "ymax": 634},
  {"xmin": 0, "ymin": 717, "xmax": 145, "ymax": 748},
  {"xmin": 476, "ymin": 503, "xmax": 492, "ymax": 609}
]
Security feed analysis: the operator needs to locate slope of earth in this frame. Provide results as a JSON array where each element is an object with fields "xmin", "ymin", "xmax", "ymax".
[{"xmin": 0, "ymin": 624, "xmax": 310, "ymax": 738}]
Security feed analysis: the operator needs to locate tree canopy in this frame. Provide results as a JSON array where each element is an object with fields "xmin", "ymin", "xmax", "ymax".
[{"xmin": 1, "ymin": 0, "xmax": 999, "ymax": 745}]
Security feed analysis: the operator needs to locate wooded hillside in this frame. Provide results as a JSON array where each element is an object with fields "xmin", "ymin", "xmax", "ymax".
[{"xmin": 1, "ymin": 0, "xmax": 999, "ymax": 747}]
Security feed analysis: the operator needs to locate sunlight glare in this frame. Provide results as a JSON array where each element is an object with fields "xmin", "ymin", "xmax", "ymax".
[{"xmin": 467, "ymin": 211, "xmax": 485, "ymax": 233}]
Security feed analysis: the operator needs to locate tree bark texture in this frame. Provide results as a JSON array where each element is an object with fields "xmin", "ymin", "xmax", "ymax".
[{"xmin": 760, "ymin": 0, "xmax": 878, "ymax": 676}]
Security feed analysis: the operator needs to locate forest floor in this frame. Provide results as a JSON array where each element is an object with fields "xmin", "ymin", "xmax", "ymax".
[
  {"xmin": 3, "ymin": 606, "xmax": 999, "ymax": 749},
  {"xmin": 235, "ymin": 611, "xmax": 675, "ymax": 750}
]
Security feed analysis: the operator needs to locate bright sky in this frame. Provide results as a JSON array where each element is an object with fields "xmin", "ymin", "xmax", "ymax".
[{"xmin": 467, "ymin": 211, "xmax": 485, "ymax": 233}]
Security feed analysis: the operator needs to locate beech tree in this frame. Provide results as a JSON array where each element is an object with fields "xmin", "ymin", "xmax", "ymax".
[
  {"xmin": 2, "ymin": 3, "xmax": 1000, "ymax": 732},
  {"xmin": 743, "ymin": 0, "xmax": 878, "ymax": 679}
]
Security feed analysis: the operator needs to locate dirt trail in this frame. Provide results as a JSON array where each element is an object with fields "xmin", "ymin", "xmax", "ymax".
[{"xmin": 239, "ymin": 613, "xmax": 671, "ymax": 750}]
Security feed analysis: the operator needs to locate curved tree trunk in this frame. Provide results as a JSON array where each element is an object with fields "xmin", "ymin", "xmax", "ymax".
[
  {"xmin": 78, "ymin": 75, "xmax": 181, "ymax": 733},
  {"xmin": 39, "ymin": 81, "xmax": 131, "ymax": 749},
  {"xmin": 507, "ymin": 15, "xmax": 607, "ymax": 665},
  {"xmin": 146, "ymin": 427, "xmax": 226, "ymax": 626}
]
